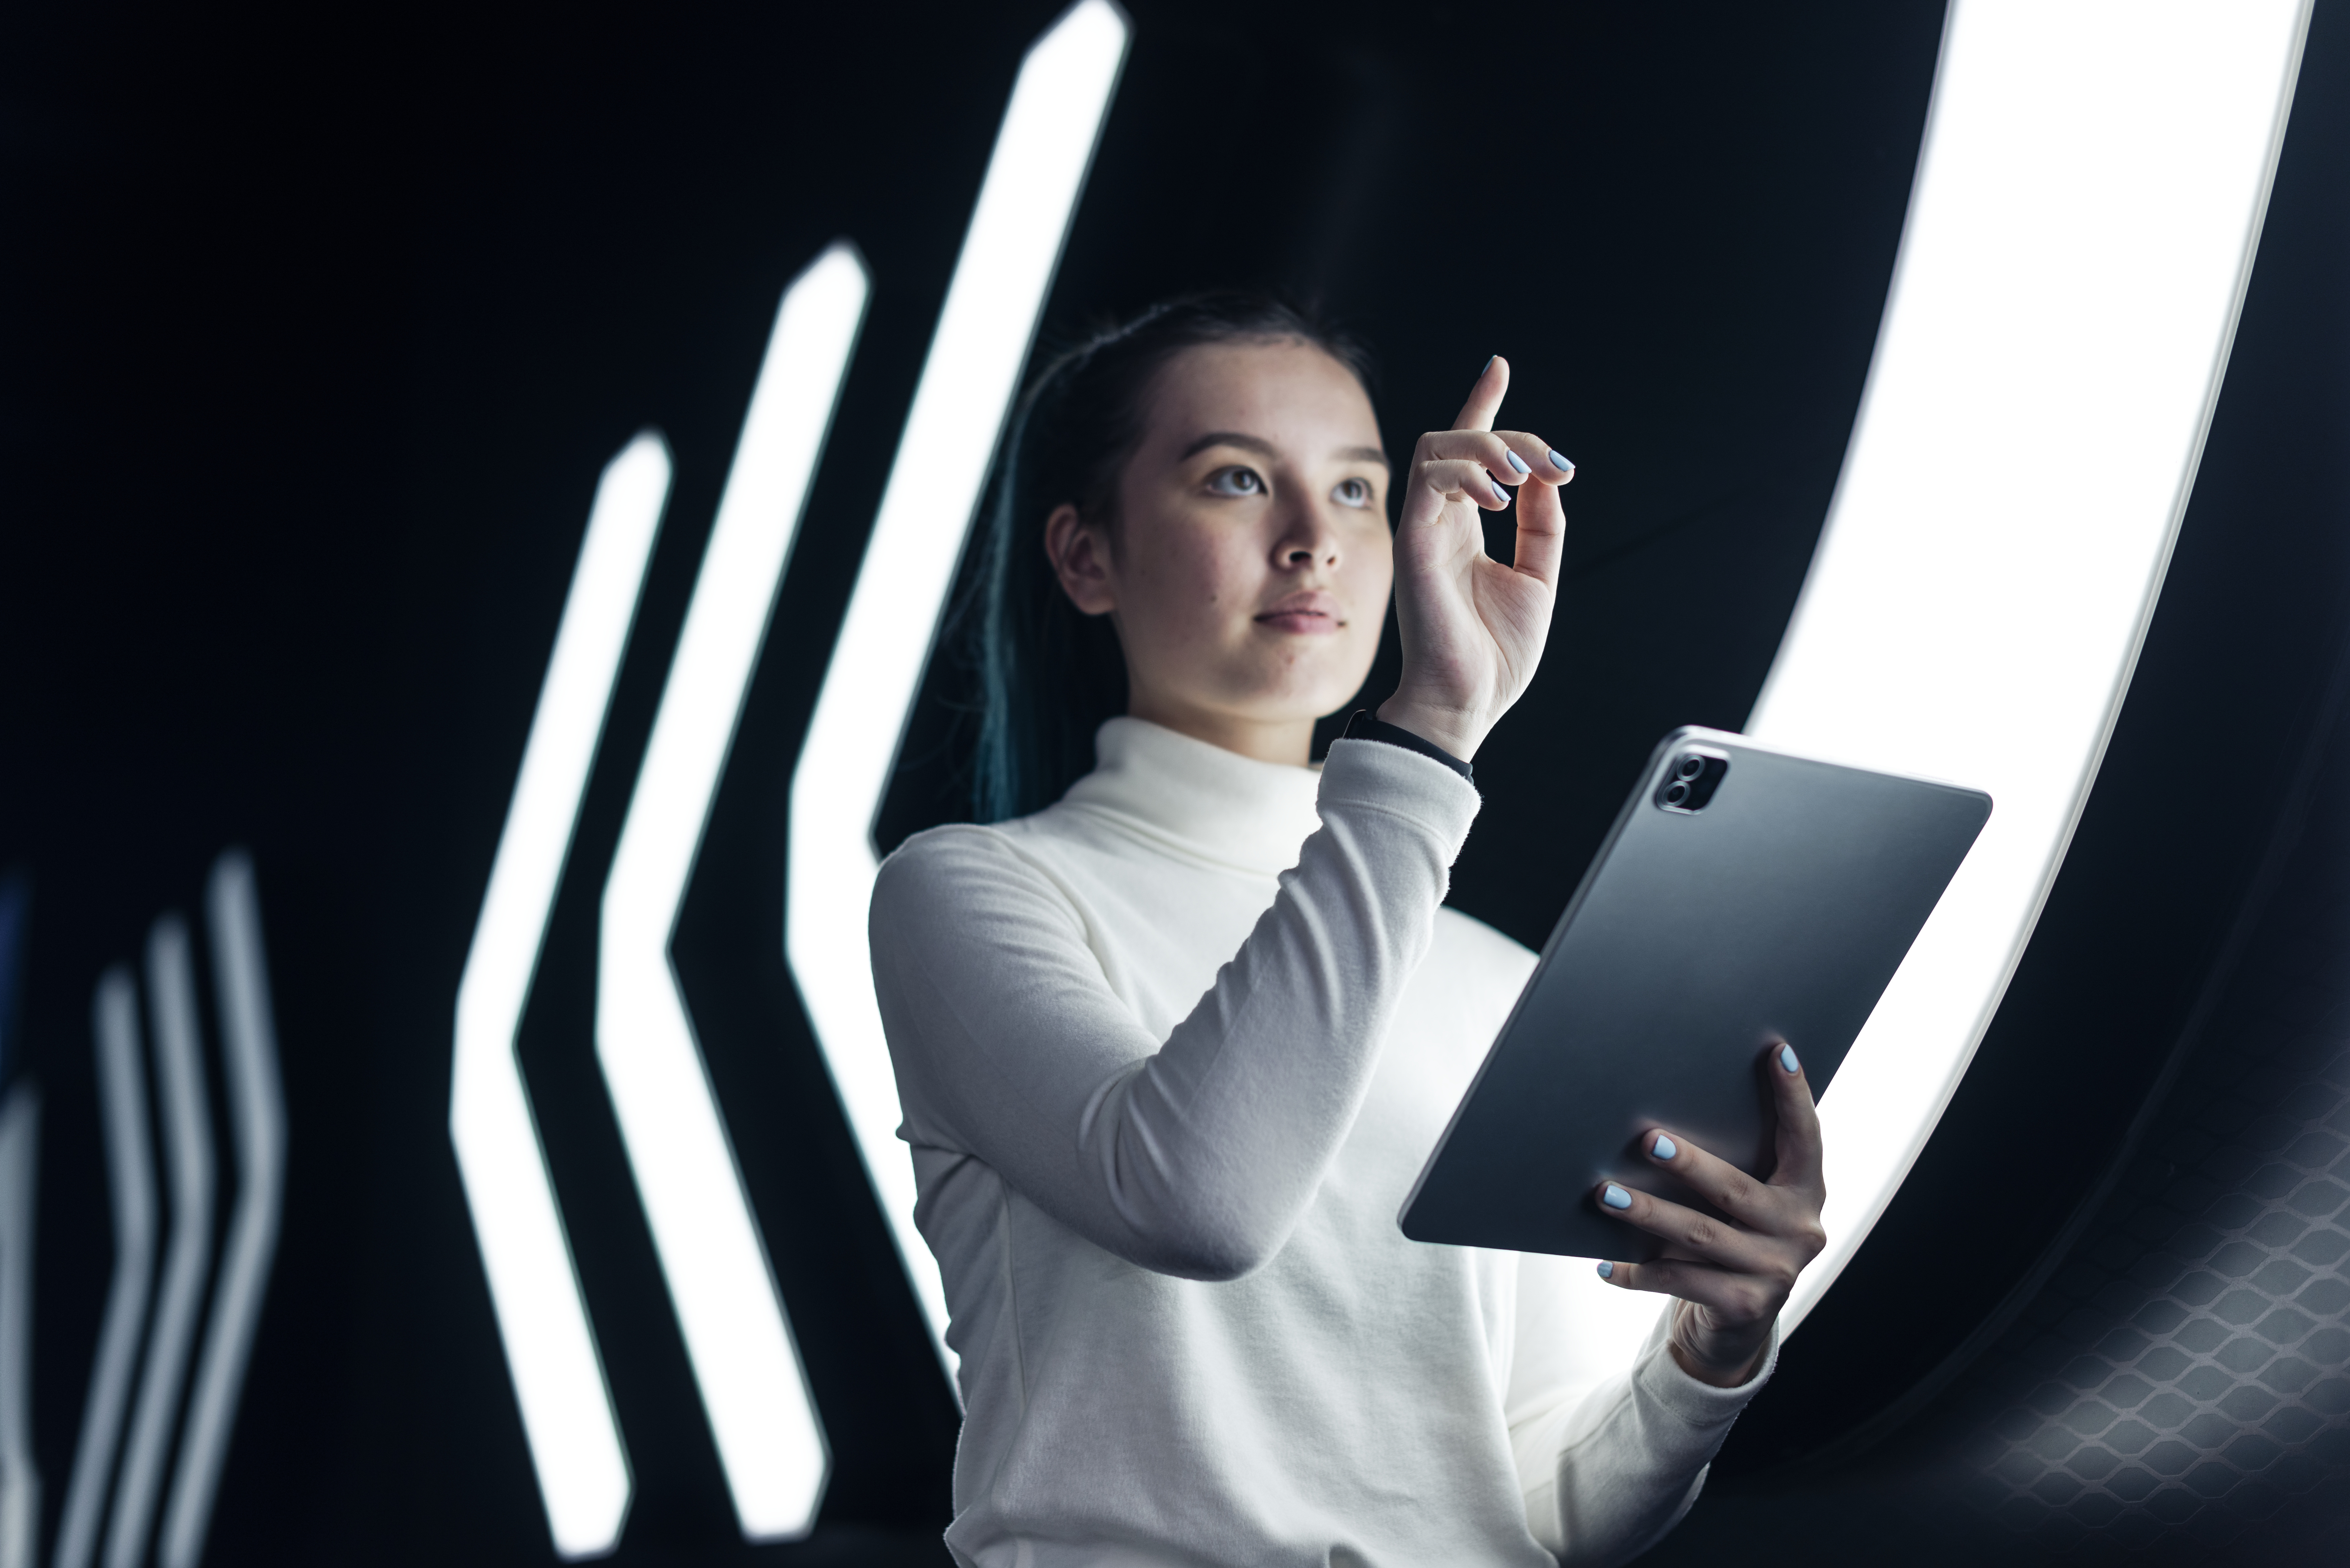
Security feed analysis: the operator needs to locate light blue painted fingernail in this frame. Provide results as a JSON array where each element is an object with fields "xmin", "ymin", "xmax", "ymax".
[
  {"xmin": 1548, "ymin": 449, "xmax": 1575, "ymax": 475},
  {"xmin": 1652, "ymin": 1133, "xmax": 1677, "ymax": 1161},
  {"xmin": 1485, "ymin": 355, "xmax": 1499, "ymax": 375},
  {"xmin": 1506, "ymin": 449, "xmax": 1532, "ymax": 474},
  {"xmin": 1601, "ymin": 1183, "xmax": 1632, "ymax": 1210},
  {"xmin": 1780, "ymin": 1044, "xmax": 1801, "ymax": 1074},
  {"xmin": 1596, "ymin": 1260, "xmax": 1615, "ymax": 1279},
  {"xmin": 1492, "ymin": 482, "xmax": 1511, "ymax": 505}
]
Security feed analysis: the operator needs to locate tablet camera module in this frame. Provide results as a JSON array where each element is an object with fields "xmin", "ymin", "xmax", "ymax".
[{"xmin": 1655, "ymin": 750, "xmax": 1730, "ymax": 813}]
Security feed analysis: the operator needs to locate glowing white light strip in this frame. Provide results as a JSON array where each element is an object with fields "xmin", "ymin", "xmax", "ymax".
[
  {"xmin": 53, "ymin": 972, "xmax": 156, "ymax": 1568},
  {"xmin": 452, "ymin": 434, "xmax": 672, "ymax": 1558},
  {"xmin": 1749, "ymin": 0, "xmax": 2311, "ymax": 1331},
  {"xmin": 597, "ymin": 243, "xmax": 867, "ymax": 1540},
  {"xmin": 107, "ymin": 921, "xmax": 212, "ymax": 1568},
  {"xmin": 0, "ymin": 1088, "xmax": 37, "ymax": 1568},
  {"xmin": 787, "ymin": 0, "xmax": 1130, "ymax": 1372},
  {"xmin": 157, "ymin": 852, "xmax": 286, "ymax": 1568}
]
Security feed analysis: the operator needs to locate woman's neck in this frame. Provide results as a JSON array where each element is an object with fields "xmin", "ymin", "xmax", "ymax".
[{"xmin": 1124, "ymin": 690, "xmax": 1317, "ymax": 768}]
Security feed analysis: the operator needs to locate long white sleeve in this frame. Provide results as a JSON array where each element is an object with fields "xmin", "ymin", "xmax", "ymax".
[
  {"xmin": 1505, "ymin": 1253, "xmax": 1779, "ymax": 1564},
  {"xmin": 871, "ymin": 736, "xmax": 1480, "ymax": 1281}
]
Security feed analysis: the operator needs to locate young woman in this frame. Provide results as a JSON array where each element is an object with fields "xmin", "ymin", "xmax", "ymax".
[{"xmin": 870, "ymin": 297, "xmax": 1828, "ymax": 1566}]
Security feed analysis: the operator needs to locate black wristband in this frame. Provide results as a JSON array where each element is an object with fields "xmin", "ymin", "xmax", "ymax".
[{"xmin": 1341, "ymin": 709, "xmax": 1473, "ymax": 781}]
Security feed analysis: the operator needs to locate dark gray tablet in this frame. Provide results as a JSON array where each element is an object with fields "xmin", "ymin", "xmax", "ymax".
[{"xmin": 1399, "ymin": 726, "xmax": 1990, "ymax": 1261}]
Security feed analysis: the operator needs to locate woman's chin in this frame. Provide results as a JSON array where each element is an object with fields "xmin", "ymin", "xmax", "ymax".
[{"xmin": 1221, "ymin": 681, "xmax": 1375, "ymax": 730}]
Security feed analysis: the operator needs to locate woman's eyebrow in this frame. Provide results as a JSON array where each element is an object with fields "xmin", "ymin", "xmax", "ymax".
[
  {"xmin": 1178, "ymin": 431, "xmax": 1276, "ymax": 461},
  {"xmin": 1176, "ymin": 432, "xmax": 1391, "ymax": 468}
]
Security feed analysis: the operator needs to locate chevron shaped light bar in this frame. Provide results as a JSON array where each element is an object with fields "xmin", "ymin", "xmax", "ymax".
[
  {"xmin": 1748, "ymin": 0, "xmax": 2312, "ymax": 1329},
  {"xmin": 108, "ymin": 920, "xmax": 213, "ymax": 1568},
  {"xmin": 451, "ymin": 434, "xmax": 672, "ymax": 1558},
  {"xmin": 159, "ymin": 852, "xmax": 286, "ymax": 1568},
  {"xmin": 53, "ymin": 973, "xmax": 155, "ymax": 1568},
  {"xmin": 787, "ymin": 0, "xmax": 1130, "ymax": 1375},
  {"xmin": 598, "ymin": 241, "xmax": 866, "ymax": 1541}
]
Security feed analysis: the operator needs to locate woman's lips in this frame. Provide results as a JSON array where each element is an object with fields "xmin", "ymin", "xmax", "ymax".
[
  {"xmin": 1256, "ymin": 610, "xmax": 1339, "ymax": 634},
  {"xmin": 1255, "ymin": 594, "xmax": 1343, "ymax": 635}
]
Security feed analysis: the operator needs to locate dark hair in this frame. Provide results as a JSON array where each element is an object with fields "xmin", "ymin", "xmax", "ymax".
[{"xmin": 964, "ymin": 293, "xmax": 1376, "ymax": 822}]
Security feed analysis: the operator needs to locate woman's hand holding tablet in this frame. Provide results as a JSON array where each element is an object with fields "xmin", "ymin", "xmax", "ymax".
[
  {"xmin": 1595, "ymin": 1042, "xmax": 1830, "ymax": 1387},
  {"xmin": 1396, "ymin": 728, "xmax": 1988, "ymax": 1386}
]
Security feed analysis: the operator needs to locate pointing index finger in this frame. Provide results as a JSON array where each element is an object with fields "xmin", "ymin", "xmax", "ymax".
[{"xmin": 1451, "ymin": 355, "xmax": 1508, "ymax": 433}]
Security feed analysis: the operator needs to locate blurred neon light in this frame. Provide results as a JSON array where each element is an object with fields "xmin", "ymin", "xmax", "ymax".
[
  {"xmin": 787, "ymin": 0, "xmax": 1130, "ymax": 1374},
  {"xmin": 597, "ymin": 244, "xmax": 866, "ymax": 1540},
  {"xmin": 107, "ymin": 921, "xmax": 211, "ymax": 1568},
  {"xmin": 1748, "ymin": 0, "xmax": 2311, "ymax": 1331},
  {"xmin": 54, "ymin": 975, "xmax": 156, "ymax": 1568},
  {"xmin": 0, "ymin": 1089, "xmax": 35, "ymax": 1568},
  {"xmin": 0, "ymin": 878, "xmax": 29, "ymax": 1568},
  {"xmin": 452, "ymin": 434, "xmax": 672, "ymax": 1558},
  {"xmin": 158, "ymin": 851, "xmax": 286, "ymax": 1568}
]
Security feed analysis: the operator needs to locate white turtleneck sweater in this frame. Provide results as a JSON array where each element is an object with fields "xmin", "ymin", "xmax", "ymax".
[{"xmin": 869, "ymin": 718, "xmax": 1774, "ymax": 1567}]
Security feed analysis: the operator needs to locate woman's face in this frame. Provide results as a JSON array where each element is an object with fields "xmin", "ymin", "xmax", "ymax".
[{"xmin": 1046, "ymin": 338, "xmax": 1393, "ymax": 764}]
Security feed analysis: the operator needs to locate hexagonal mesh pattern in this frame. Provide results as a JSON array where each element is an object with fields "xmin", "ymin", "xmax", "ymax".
[{"xmin": 1955, "ymin": 919, "xmax": 2350, "ymax": 1558}]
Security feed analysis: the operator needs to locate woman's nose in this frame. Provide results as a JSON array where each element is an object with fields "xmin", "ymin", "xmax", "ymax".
[{"xmin": 1274, "ymin": 503, "xmax": 1341, "ymax": 570}]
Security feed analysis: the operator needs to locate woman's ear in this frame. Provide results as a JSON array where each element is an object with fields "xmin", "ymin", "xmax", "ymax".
[{"xmin": 1044, "ymin": 502, "xmax": 1118, "ymax": 617}]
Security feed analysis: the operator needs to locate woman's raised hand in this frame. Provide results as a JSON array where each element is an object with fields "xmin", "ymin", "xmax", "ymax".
[
  {"xmin": 1377, "ymin": 356, "xmax": 1571, "ymax": 760},
  {"xmin": 1595, "ymin": 1043, "xmax": 1829, "ymax": 1387}
]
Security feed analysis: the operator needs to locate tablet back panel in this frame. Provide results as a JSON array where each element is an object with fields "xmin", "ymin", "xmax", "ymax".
[{"xmin": 1399, "ymin": 727, "xmax": 1990, "ymax": 1260}]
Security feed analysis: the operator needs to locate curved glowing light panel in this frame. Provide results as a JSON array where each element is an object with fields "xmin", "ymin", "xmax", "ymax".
[
  {"xmin": 452, "ymin": 434, "xmax": 672, "ymax": 1558},
  {"xmin": 597, "ymin": 243, "xmax": 867, "ymax": 1540},
  {"xmin": 1748, "ymin": 0, "xmax": 2311, "ymax": 1331},
  {"xmin": 787, "ymin": 0, "xmax": 1130, "ymax": 1373}
]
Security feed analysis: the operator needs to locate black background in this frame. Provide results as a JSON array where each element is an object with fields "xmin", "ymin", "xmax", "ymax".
[{"xmin": 4, "ymin": 1, "xmax": 2345, "ymax": 1562}]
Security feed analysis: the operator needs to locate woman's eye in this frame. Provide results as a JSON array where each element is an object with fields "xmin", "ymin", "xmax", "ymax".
[
  {"xmin": 1205, "ymin": 466, "xmax": 1266, "ymax": 498},
  {"xmin": 1331, "ymin": 477, "xmax": 1373, "ymax": 508}
]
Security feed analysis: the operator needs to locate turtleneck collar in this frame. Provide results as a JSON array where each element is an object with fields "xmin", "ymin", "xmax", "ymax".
[{"xmin": 1057, "ymin": 717, "xmax": 1325, "ymax": 877}]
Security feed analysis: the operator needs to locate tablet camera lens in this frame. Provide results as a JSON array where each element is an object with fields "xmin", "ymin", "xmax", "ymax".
[{"xmin": 1656, "ymin": 750, "xmax": 1730, "ymax": 812}]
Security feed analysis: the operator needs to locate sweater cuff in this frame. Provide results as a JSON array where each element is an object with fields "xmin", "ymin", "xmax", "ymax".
[
  {"xmin": 1319, "ymin": 737, "xmax": 1483, "ymax": 860},
  {"xmin": 1341, "ymin": 708, "xmax": 1473, "ymax": 779},
  {"xmin": 1635, "ymin": 1313, "xmax": 1781, "ymax": 1428}
]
